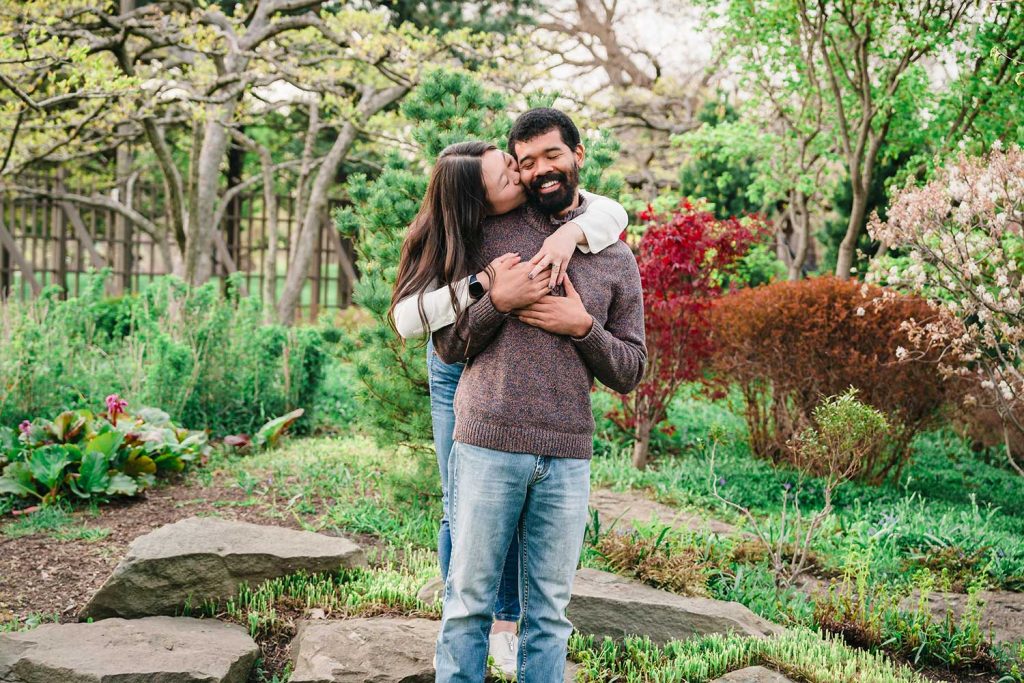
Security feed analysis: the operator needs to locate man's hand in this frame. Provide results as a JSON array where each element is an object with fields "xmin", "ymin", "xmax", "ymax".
[
  {"xmin": 528, "ymin": 223, "xmax": 585, "ymax": 290},
  {"xmin": 490, "ymin": 260, "xmax": 551, "ymax": 313},
  {"xmin": 514, "ymin": 274, "xmax": 593, "ymax": 338}
]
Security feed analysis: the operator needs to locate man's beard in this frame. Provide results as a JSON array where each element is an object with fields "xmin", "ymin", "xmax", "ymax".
[{"xmin": 526, "ymin": 163, "xmax": 580, "ymax": 215}]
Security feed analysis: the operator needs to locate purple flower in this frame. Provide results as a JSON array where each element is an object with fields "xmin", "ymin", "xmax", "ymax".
[
  {"xmin": 782, "ymin": 482, "xmax": 793, "ymax": 491},
  {"xmin": 18, "ymin": 420, "xmax": 31, "ymax": 436},
  {"xmin": 717, "ymin": 477, "xmax": 727, "ymax": 487},
  {"xmin": 105, "ymin": 394, "xmax": 128, "ymax": 424}
]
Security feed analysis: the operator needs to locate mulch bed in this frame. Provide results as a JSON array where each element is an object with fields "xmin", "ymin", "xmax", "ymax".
[{"xmin": 0, "ymin": 475, "xmax": 296, "ymax": 626}]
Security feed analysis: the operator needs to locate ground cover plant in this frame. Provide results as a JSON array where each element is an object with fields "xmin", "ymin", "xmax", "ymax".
[{"xmin": 0, "ymin": 395, "xmax": 207, "ymax": 506}]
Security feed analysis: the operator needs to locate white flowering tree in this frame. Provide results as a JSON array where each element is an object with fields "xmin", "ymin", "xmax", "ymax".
[{"xmin": 868, "ymin": 144, "xmax": 1024, "ymax": 475}]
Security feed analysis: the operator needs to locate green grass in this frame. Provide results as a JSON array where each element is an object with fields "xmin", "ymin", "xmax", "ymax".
[
  {"xmin": 0, "ymin": 612, "xmax": 60, "ymax": 633},
  {"xmin": 1, "ymin": 503, "xmax": 109, "ymax": 542},
  {"xmin": 204, "ymin": 433, "xmax": 441, "ymax": 551},
  {"xmin": 191, "ymin": 545, "xmax": 440, "ymax": 640},
  {"xmin": 569, "ymin": 627, "xmax": 929, "ymax": 682},
  {"xmin": 590, "ymin": 387, "xmax": 1024, "ymax": 590}
]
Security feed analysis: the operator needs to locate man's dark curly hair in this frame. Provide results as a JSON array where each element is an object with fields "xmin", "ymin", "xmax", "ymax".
[{"xmin": 507, "ymin": 108, "xmax": 582, "ymax": 156}]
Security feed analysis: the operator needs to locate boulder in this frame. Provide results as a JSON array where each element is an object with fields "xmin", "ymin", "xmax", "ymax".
[
  {"xmin": 290, "ymin": 617, "xmax": 580, "ymax": 683},
  {"xmin": 81, "ymin": 516, "xmax": 365, "ymax": 619},
  {"xmin": 417, "ymin": 576, "xmax": 446, "ymax": 606},
  {"xmin": 590, "ymin": 488, "xmax": 737, "ymax": 536},
  {"xmin": 712, "ymin": 666, "xmax": 796, "ymax": 682},
  {"xmin": 0, "ymin": 616, "xmax": 258, "ymax": 683},
  {"xmin": 568, "ymin": 568, "xmax": 783, "ymax": 645},
  {"xmin": 899, "ymin": 589, "xmax": 1024, "ymax": 645}
]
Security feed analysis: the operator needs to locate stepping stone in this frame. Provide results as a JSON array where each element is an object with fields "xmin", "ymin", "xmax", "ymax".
[
  {"xmin": 712, "ymin": 666, "xmax": 796, "ymax": 682},
  {"xmin": 290, "ymin": 617, "xmax": 579, "ymax": 682},
  {"xmin": 81, "ymin": 516, "xmax": 365, "ymax": 619},
  {"xmin": 568, "ymin": 568, "xmax": 784, "ymax": 646},
  {"xmin": 899, "ymin": 589, "xmax": 1024, "ymax": 645},
  {"xmin": 0, "ymin": 616, "xmax": 258, "ymax": 682},
  {"xmin": 590, "ymin": 488, "xmax": 737, "ymax": 536}
]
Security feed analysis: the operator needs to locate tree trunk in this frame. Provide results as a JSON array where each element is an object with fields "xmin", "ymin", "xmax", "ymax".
[
  {"xmin": 835, "ymin": 183, "xmax": 868, "ymax": 280},
  {"xmin": 277, "ymin": 121, "xmax": 359, "ymax": 324},
  {"xmin": 787, "ymin": 190, "xmax": 810, "ymax": 281},
  {"xmin": 184, "ymin": 104, "xmax": 235, "ymax": 285},
  {"xmin": 632, "ymin": 413, "xmax": 652, "ymax": 470},
  {"xmin": 261, "ymin": 157, "xmax": 280, "ymax": 323}
]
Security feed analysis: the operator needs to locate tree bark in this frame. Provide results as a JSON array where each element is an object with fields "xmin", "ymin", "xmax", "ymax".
[
  {"xmin": 632, "ymin": 412, "xmax": 652, "ymax": 470},
  {"xmin": 835, "ymin": 182, "xmax": 869, "ymax": 280},
  {"xmin": 277, "ymin": 121, "xmax": 357, "ymax": 324},
  {"xmin": 185, "ymin": 101, "xmax": 239, "ymax": 285},
  {"xmin": 787, "ymin": 190, "xmax": 810, "ymax": 281}
]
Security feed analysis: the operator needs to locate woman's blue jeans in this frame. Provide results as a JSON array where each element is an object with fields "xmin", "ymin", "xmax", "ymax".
[{"xmin": 427, "ymin": 338, "xmax": 521, "ymax": 623}]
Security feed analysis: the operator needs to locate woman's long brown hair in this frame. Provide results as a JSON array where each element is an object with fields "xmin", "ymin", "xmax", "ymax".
[{"xmin": 389, "ymin": 141, "xmax": 496, "ymax": 345}]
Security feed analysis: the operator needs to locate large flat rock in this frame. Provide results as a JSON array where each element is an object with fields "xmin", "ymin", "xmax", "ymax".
[
  {"xmin": 82, "ymin": 516, "xmax": 365, "ymax": 619},
  {"xmin": 712, "ymin": 666, "xmax": 796, "ymax": 682},
  {"xmin": 590, "ymin": 488, "xmax": 737, "ymax": 536},
  {"xmin": 899, "ymin": 589, "xmax": 1024, "ymax": 645},
  {"xmin": 290, "ymin": 617, "xmax": 579, "ymax": 682},
  {"xmin": 0, "ymin": 616, "xmax": 258, "ymax": 682},
  {"xmin": 568, "ymin": 568, "xmax": 783, "ymax": 645}
]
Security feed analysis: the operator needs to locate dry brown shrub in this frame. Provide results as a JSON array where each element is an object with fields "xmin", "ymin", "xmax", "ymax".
[
  {"xmin": 597, "ymin": 531, "xmax": 709, "ymax": 596},
  {"xmin": 708, "ymin": 277, "xmax": 955, "ymax": 483}
]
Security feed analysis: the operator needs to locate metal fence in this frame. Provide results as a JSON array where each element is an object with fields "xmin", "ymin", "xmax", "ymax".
[{"xmin": 0, "ymin": 173, "xmax": 355, "ymax": 321}]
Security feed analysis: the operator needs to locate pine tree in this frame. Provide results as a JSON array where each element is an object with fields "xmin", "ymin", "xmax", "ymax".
[{"xmin": 338, "ymin": 69, "xmax": 624, "ymax": 446}]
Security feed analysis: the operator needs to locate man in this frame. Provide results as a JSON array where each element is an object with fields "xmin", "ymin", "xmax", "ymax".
[{"xmin": 431, "ymin": 108, "xmax": 646, "ymax": 683}]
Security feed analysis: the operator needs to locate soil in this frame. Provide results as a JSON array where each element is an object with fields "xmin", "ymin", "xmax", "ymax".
[{"xmin": 0, "ymin": 474, "xmax": 298, "ymax": 626}]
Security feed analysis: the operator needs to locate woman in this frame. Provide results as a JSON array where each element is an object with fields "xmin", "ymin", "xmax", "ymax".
[{"xmin": 389, "ymin": 140, "xmax": 626, "ymax": 678}]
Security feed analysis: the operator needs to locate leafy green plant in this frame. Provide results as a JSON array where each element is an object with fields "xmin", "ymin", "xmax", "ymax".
[
  {"xmin": 0, "ymin": 396, "xmax": 207, "ymax": 506},
  {"xmin": 711, "ymin": 390, "xmax": 890, "ymax": 591},
  {"xmin": 223, "ymin": 409, "xmax": 306, "ymax": 453}
]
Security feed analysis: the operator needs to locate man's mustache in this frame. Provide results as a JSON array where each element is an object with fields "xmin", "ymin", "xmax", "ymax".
[{"xmin": 529, "ymin": 172, "xmax": 569, "ymax": 193}]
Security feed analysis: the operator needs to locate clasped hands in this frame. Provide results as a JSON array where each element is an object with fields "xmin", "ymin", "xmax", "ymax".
[{"xmin": 487, "ymin": 255, "xmax": 593, "ymax": 339}]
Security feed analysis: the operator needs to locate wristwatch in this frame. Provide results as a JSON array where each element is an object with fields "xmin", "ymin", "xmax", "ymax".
[{"xmin": 468, "ymin": 273, "xmax": 485, "ymax": 299}]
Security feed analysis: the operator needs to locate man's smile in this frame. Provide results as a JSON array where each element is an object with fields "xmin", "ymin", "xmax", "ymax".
[{"xmin": 531, "ymin": 172, "xmax": 568, "ymax": 195}]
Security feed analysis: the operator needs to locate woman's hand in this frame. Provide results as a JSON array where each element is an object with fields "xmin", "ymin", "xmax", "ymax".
[
  {"xmin": 528, "ymin": 223, "xmax": 585, "ymax": 290},
  {"xmin": 477, "ymin": 252, "xmax": 520, "ymax": 290}
]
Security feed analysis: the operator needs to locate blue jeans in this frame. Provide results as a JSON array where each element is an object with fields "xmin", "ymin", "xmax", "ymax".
[
  {"xmin": 427, "ymin": 339, "xmax": 520, "ymax": 622},
  {"xmin": 435, "ymin": 442, "xmax": 591, "ymax": 683}
]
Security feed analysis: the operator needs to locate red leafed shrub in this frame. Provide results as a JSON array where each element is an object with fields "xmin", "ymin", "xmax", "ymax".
[
  {"xmin": 615, "ymin": 200, "xmax": 769, "ymax": 469},
  {"xmin": 708, "ymin": 277, "xmax": 954, "ymax": 483}
]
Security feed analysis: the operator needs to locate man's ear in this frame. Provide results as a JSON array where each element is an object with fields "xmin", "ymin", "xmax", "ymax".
[{"xmin": 575, "ymin": 143, "xmax": 585, "ymax": 167}]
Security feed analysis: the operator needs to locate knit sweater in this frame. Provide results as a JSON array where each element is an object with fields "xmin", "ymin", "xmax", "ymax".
[{"xmin": 431, "ymin": 199, "xmax": 647, "ymax": 459}]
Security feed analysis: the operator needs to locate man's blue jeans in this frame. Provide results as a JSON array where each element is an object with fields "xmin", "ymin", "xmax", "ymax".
[
  {"xmin": 435, "ymin": 441, "xmax": 591, "ymax": 683},
  {"xmin": 427, "ymin": 339, "xmax": 520, "ymax": 622}
]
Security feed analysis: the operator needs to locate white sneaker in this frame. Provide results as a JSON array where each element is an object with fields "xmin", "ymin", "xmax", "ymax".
[{"xmin": 488, "ymin": 631, "xmax": 518, "ymax": 680}]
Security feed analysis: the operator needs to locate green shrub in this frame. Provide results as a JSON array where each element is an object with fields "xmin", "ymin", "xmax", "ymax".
[{"xmin": 0, "ymin": 273, "xmax": 326, "ymax": 436}]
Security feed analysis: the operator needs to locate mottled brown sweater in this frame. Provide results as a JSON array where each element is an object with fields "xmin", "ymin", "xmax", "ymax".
[{"xmin": 432, "ymin": 200, "xmax": 646, "ymax": 459}]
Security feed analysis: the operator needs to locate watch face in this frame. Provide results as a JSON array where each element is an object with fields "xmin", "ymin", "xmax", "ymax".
[{"xmin": 469, "ymin": 275, "xmax": 485, "ymax": 298}]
